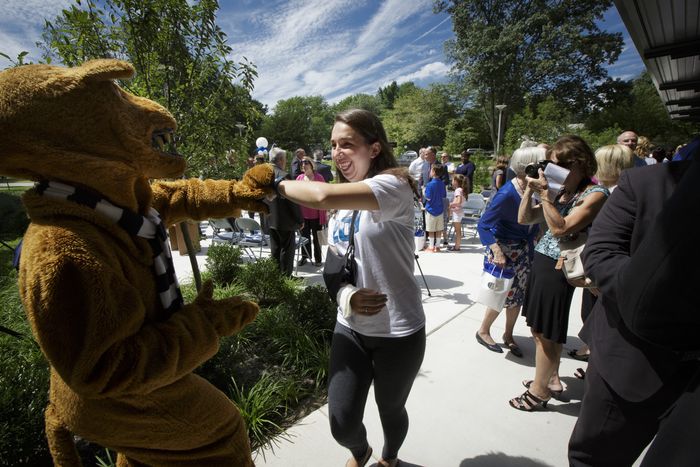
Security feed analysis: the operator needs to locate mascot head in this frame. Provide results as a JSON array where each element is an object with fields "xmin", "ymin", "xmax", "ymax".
[{"xmin": 0, "ymin": 59, "xmax": 187, "ymax": 208}]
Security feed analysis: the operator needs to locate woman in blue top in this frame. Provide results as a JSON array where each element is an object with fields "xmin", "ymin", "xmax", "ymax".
[
  {"xmin": 509, "ymin": 135, "xmax": 609, "ymax": 412},
  {"xmin": 476, "ymin": 147, "xmax": 546, "ymax": 357}
]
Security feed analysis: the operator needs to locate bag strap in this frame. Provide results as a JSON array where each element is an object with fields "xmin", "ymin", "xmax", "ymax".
[{"xmin": 345, "ymin": 211, "xmax": 359, "ymax": 261}]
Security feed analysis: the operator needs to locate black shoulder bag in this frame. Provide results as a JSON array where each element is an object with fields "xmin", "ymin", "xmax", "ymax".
[{"xmin": 323, "ymin": 211, "xmax": 358, "ymax": 302}]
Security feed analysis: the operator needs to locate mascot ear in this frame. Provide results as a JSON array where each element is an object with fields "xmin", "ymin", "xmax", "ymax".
[{"xmin": 77, "ymin": 59, "xmax": 135, "ymax": 83}]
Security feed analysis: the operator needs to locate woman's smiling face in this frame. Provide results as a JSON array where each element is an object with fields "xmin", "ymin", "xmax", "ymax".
[{"xmin": 331, "ymin": 121, "xmax": 378, "ymax": 182}]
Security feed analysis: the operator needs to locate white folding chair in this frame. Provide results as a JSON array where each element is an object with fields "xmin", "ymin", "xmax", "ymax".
[
  {"xmin": 448, "ymin": 195, "xmax": 486, "ymax": 241},
  {"xmin": 234, "ymin": 217, "xmax": 264, "ymax": 260},
  {"xmin": 208, "ymin": 218, "xmax": 238, "ymax": 245},
  {"xmin": 461, "ymin": 195, "xmax": 486, "ymax": 238},
  {"xmin": 294, "ymin": 231, "xmax": 312, "ymax": 275}
]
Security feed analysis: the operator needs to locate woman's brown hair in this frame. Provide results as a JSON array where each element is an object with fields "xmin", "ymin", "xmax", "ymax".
[
  {"xmin": 301, "ymin": 156, "xmax": 316, "ymax": 173},
  {"xmin": 452, "ymin": 173, "xmax": 467, "ymax": 191},
  {"xmin": 548, "ymin": 135, "xmax": 597, "ymax": 180},
  {"xmin": 334, "ymin": 109, "xmax": 420, "ymax": 199},
  {"xmin": 494, "ymin": 155, "xmax": 509, "ymax": 172}
]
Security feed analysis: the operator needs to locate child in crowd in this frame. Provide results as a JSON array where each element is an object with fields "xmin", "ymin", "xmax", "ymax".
[
  {"xmin": 448, "ymin": 174, "xmax": 466, "ymax": 251},
  {"xmin": 424, "ymin": 163, "xmax": 446, "ymax": 252}
]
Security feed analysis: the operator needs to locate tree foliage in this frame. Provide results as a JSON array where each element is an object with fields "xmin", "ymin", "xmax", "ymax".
[
  {"xmin": 503, "ymin": 96, "xmax": 570, "ymax": 152},
  {"xmin": 261, "ymin": 96, "xmax": 333, "ymax": 152},
  {"xmin": 435, "ymin": 0, "xmax": 623, "ymax": 148},
  {"xmin": 585, "ymin": 72, "xmax": 696, "ymax": 147},
  {"xmin": 38, "ymin": 0, "xmax": 262, "ymax": 179},
  {"xmin": 332, "ymin": 93, "xmax": 384, "ymax": 116},
  {"xmin": 442, "ymin": 105, "xmax": 492, "ymax": 154},
  {"xmin": 382, "ymin": 84, "xmax": 457, "ymax": 150}
]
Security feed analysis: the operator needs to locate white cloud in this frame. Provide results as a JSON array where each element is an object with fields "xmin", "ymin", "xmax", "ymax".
[
  {"xmin": 0, "ymin": 0, "xmax": 72, "ymax": 66},
  {"xmin": 227, "ymin": 0, "xmax": 447, "ymax": 109},
  {"xmin": 395, "ymin": 61, "xmax": 450, "ymax": 84},
  {"xmin": 3, "ymin": 0, "xmax": 72, "ymax": 27}
]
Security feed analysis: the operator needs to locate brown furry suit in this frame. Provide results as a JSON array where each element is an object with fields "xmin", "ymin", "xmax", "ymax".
[{"xmin": 0, "ymin": 59, "xmax": 275, "ymax": 466}]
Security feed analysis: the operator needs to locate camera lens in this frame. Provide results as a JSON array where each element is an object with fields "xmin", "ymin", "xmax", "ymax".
[
  {"xmin": 525, "ymin": 163, "xmax": 539, "ymax": 178},
  {"xmin": 525, "ymin": 160, "xmax": 550, "ymax": 178}
]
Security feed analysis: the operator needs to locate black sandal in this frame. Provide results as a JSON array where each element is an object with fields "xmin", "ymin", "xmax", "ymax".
[
  {"xmin": 509, "ymin": 389, "xmax": 550, "ymax": 411},
  {"xmin": 503, "ymin": 335, "xmax": 523, "ymax": 358},
  {"xmin": 574, "ymin": 368, "xmax": 586, "ymax": 380}
]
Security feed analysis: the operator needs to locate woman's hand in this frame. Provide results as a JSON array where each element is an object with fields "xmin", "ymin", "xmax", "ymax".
[
  {"xmin": 488, "ymin": 243, "xmax": 507, "ymax": 268},
  {"xmin": 525, "ymin": 168, "xmax": 549, "ymax": 195},
  {"xmin": 350, "ymin": 288, "xmax": 387, "ymax": 316}
]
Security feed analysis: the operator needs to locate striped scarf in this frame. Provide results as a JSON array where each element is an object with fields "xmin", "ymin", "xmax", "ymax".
[{"xmin": 36, "ymin": 181, "xmax": 184, "ymax": 315}]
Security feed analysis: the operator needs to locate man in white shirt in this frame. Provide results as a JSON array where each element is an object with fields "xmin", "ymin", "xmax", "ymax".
[{"xmin": 408, "ymin": 148, "xmax": 425, "ymax": 183}]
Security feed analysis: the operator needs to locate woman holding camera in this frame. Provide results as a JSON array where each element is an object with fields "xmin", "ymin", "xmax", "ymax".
[
  {"xmin": 509, "ymin": 135, "xmax": 609, "ymax": 411},
  {"xmin": 274, "ymin": 109, "xmax": 424, "ymax": 467}
]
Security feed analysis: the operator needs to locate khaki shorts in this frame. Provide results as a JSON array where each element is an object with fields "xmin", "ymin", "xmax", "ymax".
[{"xmin": 425, "ymin": 212, "xmax": 444, "ymax": 232}]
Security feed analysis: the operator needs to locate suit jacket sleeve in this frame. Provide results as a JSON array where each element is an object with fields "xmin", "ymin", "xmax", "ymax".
[
  {"xmin": 582, "ymin": 170, "xmax": 637, "ymax": 307},
  {"xmin": 615, "ymin": 159, "xmax": 699, "ymax": 350}
]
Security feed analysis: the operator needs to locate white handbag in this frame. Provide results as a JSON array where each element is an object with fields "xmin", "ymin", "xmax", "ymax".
[
  {"xmin": 558, "ymin": 232, "xmax": 595, "ymax": 287},
  {"xmin": 475, "ymin": 264, "xmax": 514, "ymax": 311}
]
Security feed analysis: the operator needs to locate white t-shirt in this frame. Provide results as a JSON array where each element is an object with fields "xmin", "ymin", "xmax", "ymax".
[
  {"xmin": 330, "ymin": 173, "xmax": 425, "ymax": 337},
  {"xmin": 408, "ymin": 157, "xmax": 424, "ymax": 183}
]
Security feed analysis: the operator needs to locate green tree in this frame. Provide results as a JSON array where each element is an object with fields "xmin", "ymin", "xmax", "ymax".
[
  {"xmin": 435, "ymin": 0, "xmax": 622, "ymax": 149},
  {"xmin": 503, "ymin": 96, "xmax": 571, "ymax": 153},
  {"xmin": 38, "ymin": 0, "xmax": 261, "ymax": 179},
  {"xmin": 378, "ymin": 81, "xmax": 401, "ymax": 110},
  {"xmin": 261, "ymin": 96, "xmax": 333, "ymax": 152},
  {"xmin": 382, "ymin": 84, "xmax": 457, "ymax": 150},
  {"xmin": 332, "ymin": 93, "xmax": 384, "ymax": 116},
  {"xmin": 443, "ymin": 107, "xmax": 492, "ymax": 154},
  {"xmin": 585, "ymin": 72, "xmax": 696, "ymax": 147}
]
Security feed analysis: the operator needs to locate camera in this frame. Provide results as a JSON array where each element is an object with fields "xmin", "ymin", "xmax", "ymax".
[{"xmin": 525, "ymin": 160, "xmax": 551, "ymax": 178}]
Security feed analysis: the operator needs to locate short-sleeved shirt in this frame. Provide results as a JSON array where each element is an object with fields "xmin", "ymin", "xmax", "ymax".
[
  {"xmin": 330, "ymin": 174, "xmax": 425, "ymax": 337},
  {"xmin": 535, "ymin": 185, "xmax": 609, "ymax": 260},
  {"xmin": 424, "ymin": 178, "xmax": 446, "ymax": 216}
]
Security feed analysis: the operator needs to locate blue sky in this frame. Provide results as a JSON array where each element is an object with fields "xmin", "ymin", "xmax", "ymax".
[{"xmin": 0, "ymin": 1, "xmax": 645, "ymax": 109}]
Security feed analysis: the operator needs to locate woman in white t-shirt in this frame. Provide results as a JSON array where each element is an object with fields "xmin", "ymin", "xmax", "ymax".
[{"xmin": 275, "ymin": 109, "xmax": 425, "ymax": 467}]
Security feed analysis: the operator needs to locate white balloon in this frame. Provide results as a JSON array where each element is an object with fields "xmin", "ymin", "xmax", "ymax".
[{"xmin": 255, "ymin": 137, "xmax": 268, "ymax": 149}]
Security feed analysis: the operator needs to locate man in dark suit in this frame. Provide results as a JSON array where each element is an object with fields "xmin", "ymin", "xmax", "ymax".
[
  {"xmin": 291, "ymin": 148, "xmax": 306, "ymax": 178},
  {"xmin": 265, "ymin": 148, "xmax": 303, "ymax": 276},
  {"xmin": 312, "ymin": 149, "xmax": 334, "ymax": 183},
  {"xmin": 568, "ymin": 155, "xmax": 700, "ymax": 466}
]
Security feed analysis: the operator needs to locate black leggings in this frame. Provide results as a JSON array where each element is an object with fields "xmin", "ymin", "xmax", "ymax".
[{"xmin": 328, "ymin": 322, "xmax": 425, "ymax": 461}]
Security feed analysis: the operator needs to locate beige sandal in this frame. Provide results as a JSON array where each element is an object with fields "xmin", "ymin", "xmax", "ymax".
[{"xmin": 346, "ymin": 446, "xmax": 373, "ymax": 467}]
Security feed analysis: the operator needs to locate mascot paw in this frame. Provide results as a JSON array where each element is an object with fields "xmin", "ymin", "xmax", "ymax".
[
  {"xmin": 235, "ymin": 164, "xmax": 275, "ymax": 200},
  {"xmin": 196, "ymin": 280, "xmax": 259, "ymax": 336}
]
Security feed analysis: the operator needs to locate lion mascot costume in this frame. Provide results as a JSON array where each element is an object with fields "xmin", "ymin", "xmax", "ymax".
[{"xmin": 0, "ymin": 59, "xmax": 276, "ymax": 466}]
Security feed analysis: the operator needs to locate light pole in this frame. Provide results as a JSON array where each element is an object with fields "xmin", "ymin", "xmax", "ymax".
[
  {"xmin": 235, "ymin": 122, "xmax": 245, "ymax": 137},
  {"xmin": 495, "ymin": 104, "xmax": 507, "ymax": 156}
]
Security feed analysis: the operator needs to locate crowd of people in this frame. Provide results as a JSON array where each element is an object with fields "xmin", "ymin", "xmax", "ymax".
[{"xmin": 233, "ymin": 113, "xmax": 697, "ymax": 466}]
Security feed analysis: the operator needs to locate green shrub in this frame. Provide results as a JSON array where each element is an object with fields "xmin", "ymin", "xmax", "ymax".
[
  {"xmin": 0, "ymin": 274, "xmax": 51, "ymax": 465},
  {"xmin": 283, "ymin": 284, "xmax": 336, "ymax": 333},
  {"xmin": 235, "ymin": 258, "xmax": 298, "ymax": 306},
  {"xmin": 229, "ymin": 372, "xmax": 302, "ymax": 452},
  {"xmin": 205, "ymin": 243, "xmax": 243, "ymax": 286}
]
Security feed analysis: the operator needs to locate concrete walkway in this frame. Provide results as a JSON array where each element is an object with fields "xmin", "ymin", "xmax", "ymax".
[{"xmin": 172, "ymin": 223, "xmax": 644, "ymax": 467}]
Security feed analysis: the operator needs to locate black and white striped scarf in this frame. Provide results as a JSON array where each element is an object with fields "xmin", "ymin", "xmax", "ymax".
[{"xmin": 36, "ymin": 180, "xmax": 184, "ymax": 315}]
